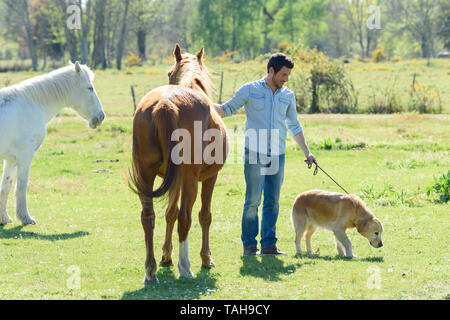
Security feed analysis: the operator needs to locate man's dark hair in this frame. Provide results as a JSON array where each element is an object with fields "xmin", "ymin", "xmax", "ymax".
[{"xmin": 267, "ymin": 53, "xmax": 294, "ymax": 74}]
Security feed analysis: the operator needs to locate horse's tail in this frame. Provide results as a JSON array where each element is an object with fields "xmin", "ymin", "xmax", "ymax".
[
  {"xmin": 129, "ymin": 99, "xmax": 180, "ymax": 199},
  {"xmin": 151, "ymin": 100, "xmax": 180, "ymax": 198}
]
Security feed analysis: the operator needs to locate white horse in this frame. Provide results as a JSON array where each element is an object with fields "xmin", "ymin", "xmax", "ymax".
[{"xmin": 0, "ymin": 62, "xmax": 105, "ymax": 225}]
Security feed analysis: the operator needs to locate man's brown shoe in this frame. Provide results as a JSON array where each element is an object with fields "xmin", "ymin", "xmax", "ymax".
[
  {"xmin": 261, "ymin": 245, "xmax": 286, "ymax": 256},
  {"xmin": 243, "ymin": 246, "xmax": 260, "ymax": 256}
]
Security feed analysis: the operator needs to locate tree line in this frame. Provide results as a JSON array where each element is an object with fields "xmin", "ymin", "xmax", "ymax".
[{"xmin": 0, "ymin": 0, "xmax": 448, "ymax": 71}]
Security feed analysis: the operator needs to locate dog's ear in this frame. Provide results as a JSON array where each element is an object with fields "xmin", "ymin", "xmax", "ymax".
[{"xmin": 356, "ymin": 218, "xmax": 370, "ymax": 233}]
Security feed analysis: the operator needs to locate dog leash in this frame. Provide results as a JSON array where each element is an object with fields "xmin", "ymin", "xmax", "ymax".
[{"xmin": 305, "ymin": 160, "xmax": 350, "ymax": 194}]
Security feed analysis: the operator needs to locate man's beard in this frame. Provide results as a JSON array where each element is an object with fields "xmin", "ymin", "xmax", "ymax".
[{"xmin": 271, "ymin": 75, "xmax": 282, "ymax": 89}]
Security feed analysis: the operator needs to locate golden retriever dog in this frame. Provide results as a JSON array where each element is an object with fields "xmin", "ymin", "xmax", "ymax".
[{"xmin": 291, "ymin": 190, "xmax": 383, "ymax": 258}]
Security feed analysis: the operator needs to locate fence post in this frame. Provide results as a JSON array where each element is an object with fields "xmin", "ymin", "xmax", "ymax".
[
  {"xmin": 218, "ymin": 71, "xmax": 224, "ymax": 104},
  {"xmin": 131, "ymin": 85, "xmax": 137, "ymax": 112}
]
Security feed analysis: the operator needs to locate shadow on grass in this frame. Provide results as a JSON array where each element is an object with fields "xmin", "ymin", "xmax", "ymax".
[
  {"xmin": 239, "ymin": 255, "xmax": 314, "ymax": 281},
  {"xmin": 0, "ymin": 225, "xmax": 89, "ymax": 241},
  {"xmin": 121, "ymin": 267, "xmax": 218, "ymax": 300},
  {"xmin": 296, "ymin": 253, "xmax": 384, "ymax": 263}
]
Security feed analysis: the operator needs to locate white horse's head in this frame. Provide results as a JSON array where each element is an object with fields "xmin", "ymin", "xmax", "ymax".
[{"xmin": 68, "ymin": 61, "xmax": 105, "ymax": 129}]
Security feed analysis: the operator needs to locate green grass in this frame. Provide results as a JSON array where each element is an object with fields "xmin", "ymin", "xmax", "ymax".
[
  {"xmin": 0, "ymin": 62, "xmax": 449, "ymax": 300},
  {"xmin": 0, "ymin": 113, "xmax": 448, "ymax": 300}
]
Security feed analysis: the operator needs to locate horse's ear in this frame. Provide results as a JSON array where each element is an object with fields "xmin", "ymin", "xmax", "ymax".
[
  {"xmin": 173, "ymin": 44, "xmax": 182, "ymax": 62},
  {"xmin": 74, "ymin": 61, "xmax": 81, "ymax": 74},
  {"xmin": 197, "ymin": 47, "xmax": 204, "ymax": 62}
]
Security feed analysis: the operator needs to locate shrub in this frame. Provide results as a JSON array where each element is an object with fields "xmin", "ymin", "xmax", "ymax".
[
  {"xmin": 426, "ymin": 170, "xmax": 450, "ymax": 203},
  {"xmin": 125, "ymin": 51, "xmax": 142, "ymax": 67},
  {"xmin": 360, "ymin": 183, "xmax": 424, "ymax": 207},
  {"xmin": 321, "ymin": 138, "xmax": 333, "ymax": 150},
  {"xmin": 372, "ymin": 48, "xmax": 388, "ymax": 63},
  {"xmin": 278, "ymin": 42, "xmax": 295, "ymax": 53},
  {"xmin": 408, "ymin": 79, "xmax": 442, "ymax": 113},
  {"xmin": 148, "ymin": 54, "xmax": 159, "ymax": 65},
  {"xmin": 145, "ymin": 68, "xmax": 159, "ymax": 75},
  {"xmin": 213, "ymin": 50, "xmax": 238, "ymax": 64},
  {"xmin": 367, "ymin": 79, "xmax": 403, "ymax": 114},
  {"xmin": 287, "ymin": 43, "xmax": 358, "ymax": 114},
  {"xmin": 392, "ymin": 56, "xmax": 403, "ymax": 63}
]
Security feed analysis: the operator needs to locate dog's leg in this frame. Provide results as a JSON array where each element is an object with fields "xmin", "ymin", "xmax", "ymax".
[
  {"xmin": 335, "ymin": 236, "xmax": 345, "ymax": 256},
  {"xmin": 295, "ymin": 232, "xmax": 303, "ymax": 255},
  {"xmin": 305, "ymin": 225, "xmax": 317, "ymax": 254},
  {"xmin": 333, "ymin": 230, "xmax": 354, "ymax": 258},
  {"xmin": 291, "ymin": 208, "xmax": 306, "ymax": 255}
]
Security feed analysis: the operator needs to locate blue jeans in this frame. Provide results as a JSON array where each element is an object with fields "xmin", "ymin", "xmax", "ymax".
[{"xmin": 241, "ymin": 149, "xmax": 285, "ymax": 249}]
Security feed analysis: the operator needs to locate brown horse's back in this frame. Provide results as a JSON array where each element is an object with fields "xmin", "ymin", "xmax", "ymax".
[{"xmin": 130, "ymin": 84, "xmax": 227, "ymax": 200}]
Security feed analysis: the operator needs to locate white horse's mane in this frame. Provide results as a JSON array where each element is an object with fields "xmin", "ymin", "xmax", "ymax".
[{"xmin": 0, "ymin": 64, "xmax": 95, "ymax": 107}]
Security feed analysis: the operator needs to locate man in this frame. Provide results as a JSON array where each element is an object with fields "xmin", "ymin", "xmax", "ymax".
[{"xmin": 214, "ymin": 53, "xmax": 316, "ymax": 256}]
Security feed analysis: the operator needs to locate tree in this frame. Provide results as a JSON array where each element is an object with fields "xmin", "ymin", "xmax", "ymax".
[
  {"xmin": 436, "ymin": 0, "xmax": 450, "ymax": 50},
  {"xmin": 129, "ymin": 0, "xmax": 156, "ymax": 60},
  {"xmin": 260, "ymin": 0, "xmax": 278, "ymax": 53},
  {"xmin": 2, "ymin": 0, "xmax": 38, "ymax": 70},
  {"xmin": 91, "ymin": 0, "xmax": 107, "ymax": 69},
  {"xmin": 116, "ymin": 0, "xmax": 130, "ymax": 70},
  {"xmin": 345, "ymin": 0, "xmax": 381, "ymax": 59},
  {"xmin": 267, "ymin": 0, "xmax": 329, "ymax": 51},
  {"xmin": 323, "ymin": 0, "xmax": 352, "ymax": 57},
  {"xmin": 76, "ymin": 0, "xmax": 92, "ymax": 64},
  {"xmin": 399, "ymin": 0, "xmax": 439, "ymax": 58},
  {"xmin": 194, "ymin": 0, "xmax": 263, "ymax": 58},
  {"xmin": 56, "ymin": 0, "xmax": 78, "ymax": 63}
]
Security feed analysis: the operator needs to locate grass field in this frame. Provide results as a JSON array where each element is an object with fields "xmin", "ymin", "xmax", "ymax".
[
  {"xmin": 1, "ymin": 57, "xmax": 449, "ymax": 114},
  {"xmin": 0, "ymin": 61, "xmax": 449, "ymax": 300}
]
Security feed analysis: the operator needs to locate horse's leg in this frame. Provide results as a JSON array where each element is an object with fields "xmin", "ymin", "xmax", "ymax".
[
  {"xmin": 199, "ymin": 173, "xmax": 218, "ymax": 269},
  {"xmin": 160, "ymin": 187, "xmax": 180, "ymax": 267},
  {"xmin": 15, "ymin": 155, "xmax": 36, "ymax": 225},
  {"xmin": 142, "ymin": 200, "xmax": 158, "ymax": 284},
  {"xmin": 177, "ymin": 175, "xmax": 198, "ymax": 278},
  {"xmin": 0, "ymin": 160, "xmax": 17, "ymax": 225},
  {"xmin": 140, "ymin": 168, "xmax": 159, "ymax": 284}
]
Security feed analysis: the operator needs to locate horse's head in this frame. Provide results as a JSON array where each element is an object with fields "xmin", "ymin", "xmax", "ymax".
[
  {"xmin": 68, "ymin": 62, "xmax": 105, "ymax": 129},
  {"xmin": 168, "ymin": 44, "xmax": 211, "ymax": 97}
]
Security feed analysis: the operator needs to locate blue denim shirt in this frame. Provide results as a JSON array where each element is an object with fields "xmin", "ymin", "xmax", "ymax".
[{"xmin": 222, "ymin": 77, "xmax": 303, "ymax": 155}]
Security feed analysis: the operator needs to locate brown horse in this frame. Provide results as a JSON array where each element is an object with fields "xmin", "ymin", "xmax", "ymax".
[{"xmin": 129, "ymin": 44, "xmax": 229, "ymax": 284}]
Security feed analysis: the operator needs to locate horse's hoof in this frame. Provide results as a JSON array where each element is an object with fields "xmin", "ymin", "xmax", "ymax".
[
  {"xmin": 160, "ymin": 259, "xmax": 174, "ymax": 267},
  {"xmin": 143, "ymin": 276, "xmax": 159, "ymax": 285},
  {"xmin": 0, "ymin": 215, "xmax": 12, "ymax": 225},
  {"xmin": 202, "ymin": 260, "xmax": 216, "ymax": 269},
  {"xmin": 179, "ymin": 270, "xmax": 194, "ymax": 278},
  {"xmin": 19, "ymin": 216, "xmax": 36, "ymax": 225},
  {"xmin": 178, "ymin": 264, "xmax": 194, "ymax": 278}
]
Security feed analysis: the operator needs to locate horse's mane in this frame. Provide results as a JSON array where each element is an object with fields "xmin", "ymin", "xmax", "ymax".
[
  {"xmin": 175, "ymin": 54, "xmax": 212, "ymax": 98},
  {"xmin": 0, "ymin": 64, "xmax": 94, "ymax": 107}
]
